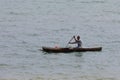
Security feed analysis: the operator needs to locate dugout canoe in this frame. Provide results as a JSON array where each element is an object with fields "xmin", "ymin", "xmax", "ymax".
[{"xmin": 42, "ymin": 46, "xmax": 102, "ymax": 53}]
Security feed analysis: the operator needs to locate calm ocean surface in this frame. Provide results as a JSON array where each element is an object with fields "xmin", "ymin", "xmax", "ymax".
[{"xmin": 0, "ymin": 0, "xmax": 120, "ymax": 80}]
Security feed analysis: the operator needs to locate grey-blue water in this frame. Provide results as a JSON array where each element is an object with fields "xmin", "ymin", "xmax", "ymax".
[{"xmin": 0, "ymin": 0, "xmax": 120, "ymax": 80}]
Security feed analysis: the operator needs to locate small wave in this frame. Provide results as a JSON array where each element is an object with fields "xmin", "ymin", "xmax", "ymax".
[
  {"xmin": 111, "ymin": 40, "xmax": 120, "ymax": 43},
  {"xmin": 0, "ymin": 64, "xmax": 10, "ymax": 68},
  {"xmin": 8, "ymin": 11, "xmax": 29, "ymax": 16},
  {"xmin": 80, "ymin": 0, "xmax": 105, "ymax": 4},
  {"xmin": 101, "ymin": 40, "xmax": 120, "ymax": 44}
]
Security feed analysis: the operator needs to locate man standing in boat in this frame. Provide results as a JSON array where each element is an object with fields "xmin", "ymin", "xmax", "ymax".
[{"xmin": 69, "ymin": 36, "xmax": 82, "ymax": 48}]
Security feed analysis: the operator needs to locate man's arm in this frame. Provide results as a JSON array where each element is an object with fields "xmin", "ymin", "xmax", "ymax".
[{"xmin": 69, "ymin": 41, "xmax": 76, "ymax": 44}]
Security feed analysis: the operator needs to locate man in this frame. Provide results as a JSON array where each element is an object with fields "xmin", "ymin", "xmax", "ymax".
[{"xmin": 69, "ymin": 36, "xmax": 82, "ymax": 48}]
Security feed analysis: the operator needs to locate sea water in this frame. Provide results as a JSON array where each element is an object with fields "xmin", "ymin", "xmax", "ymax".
[{"xmin": 0, "ymin": 0, "xmax": 120, "ymax": 80}]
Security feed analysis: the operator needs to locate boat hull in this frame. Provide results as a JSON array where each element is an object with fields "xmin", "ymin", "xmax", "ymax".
[{"xmin": 42, "ymin": 46, "xmax": 102, "ymax": 53}]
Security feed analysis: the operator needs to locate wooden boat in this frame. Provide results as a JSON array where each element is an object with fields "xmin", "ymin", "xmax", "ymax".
[{"xmin": 42, "ymin": 46, "xmax": 102, "ymax": 53}]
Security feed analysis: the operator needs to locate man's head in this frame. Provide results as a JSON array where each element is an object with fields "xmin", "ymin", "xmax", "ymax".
[{"xmin": 77, "ymin": 36, "xmax": 80, "ymax": 40}]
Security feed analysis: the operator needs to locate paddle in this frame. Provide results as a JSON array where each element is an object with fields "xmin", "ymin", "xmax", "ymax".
[{"xmin": 66, "ymin": 36, "xmax": 74, "ymax": 47}]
